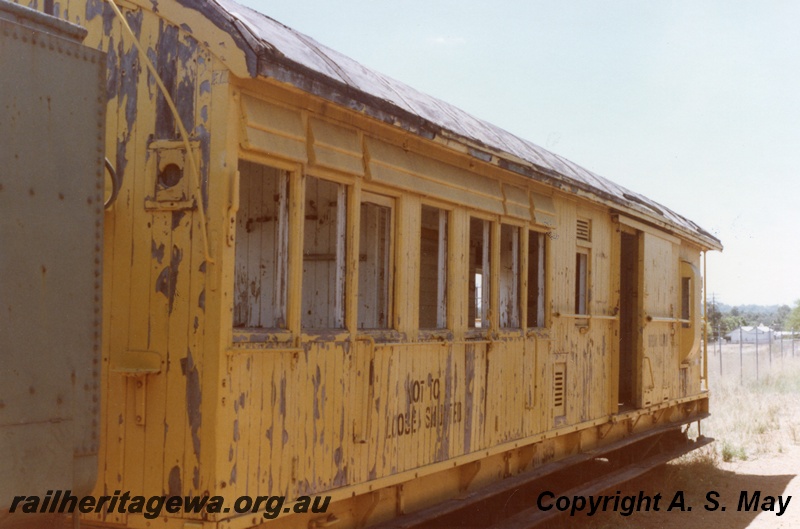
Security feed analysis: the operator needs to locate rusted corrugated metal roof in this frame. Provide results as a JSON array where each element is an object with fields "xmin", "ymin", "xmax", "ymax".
[{"xmin": 203, "ymin": 0, "xmax": 721, "ymax": 250}]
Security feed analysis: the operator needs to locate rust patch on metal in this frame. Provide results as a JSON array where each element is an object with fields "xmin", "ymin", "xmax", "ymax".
[
  {"xmin": 85, "ymin": 0, "xmax": 113, "ymax": 36},
  {"xmin": 105, "ymin": 36, "xmax": 118, "ymax": 100},
  {"xmin": 175, "ymin": 34, "xmax": 197, "ymax": 132},
  {"xmin": 155, "ymin": 20, "xmax": 179, "ymax": 139},
  {"xmin": 121, "ymin": 10, "xmax": 143, "ymax": 127},
  {"xmin": 463, "ymin": 345, "xmax": 475, "ymax": 454},
  {"xmin": 155, "ymin": 244, "xmax": 182, "ymax": 313},
  {"xmin": 171, "ymin": 210, "xmax": 185, "ymax": 231},
  {"xmin": 181, "ymin": 349, "xmax": 202, "ymax": 462},
  {"xmin": 196, "ymin": 124, "xmax": 210, "ymax": 209},
  {"xmin": 333, "ymin": 447, "xmax": 346, "ymax": 487},
  {"xmin": 151, "ymin": 240, "xmax": 165, "ymax": 263},
  {"xmin": 174, "ymin": 0, "xmax": 258, "ymax": 75},
  {"xmin": 168, "ymin": 465, "xmax": 181, "ymax": 496},
  {"xmin": 437, "ymin": 349, "xmax": 453, "ymax": 461}
]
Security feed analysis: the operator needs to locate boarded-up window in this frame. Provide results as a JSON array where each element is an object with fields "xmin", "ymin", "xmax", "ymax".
[
  {"xmin": 419, "ymin": 205, "xmax": 447, "ymax": 329},
  {"xmin": 234, "ymin": 161, "xmax": 288, "ymax": 329},
  {"xmin": 468, "ymin": 217, "xmax": 491, "ymax": 329},
  {"xmin": 302, "ymin": 176, "xmax": 346, "ymax": 329},
  {"xmin": 527, "ymin": 231, "xmax": 546, "ymax": 328},
  {"xmin": 499, "ymin": 224, "xmax": 520, "ymax": 328},
  {"xmin": 358, "ymin": 194, "xmax": 393, "ymax": 329}
]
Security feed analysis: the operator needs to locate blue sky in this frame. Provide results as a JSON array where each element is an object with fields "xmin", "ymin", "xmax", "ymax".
[{"xmin": 238, "ymin": 0, "xmax": 800, "ymax": 306}]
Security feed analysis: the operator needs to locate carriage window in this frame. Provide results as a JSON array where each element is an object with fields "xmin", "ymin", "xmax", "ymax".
[
  {"xmin": 575, "ymin": 218, "xmax": 591, "ymax": 321},
  {"xmin": 499, "ymin": 224, "xmax": 520, "ymax": 328},
  {"xmin": 234, "ymin": 161, "xmax": 289, "ymax": 329},
  {"xmin": 527, "ymin": 231, "xmax": 546, "ymax": 328},
  {"xmin": 468, "ymin": 217, "xmax": 491, "ymax": 329},
  {"xmin": 419, "ymin": 206, "xmax": 447, "ymax": 329},
  {"xmin": 358, "ymin": 194, "xmax": 393, "ymax": 329},
  {"xmin": 575, "ymin": 251, "xmax": 588, "ymax": 316},
  {"xmin": 681, "ymin": 276, "xmax": 691, "ymax": 328},
  {"xmin": 302, "ymin": 176, "xmax": 347, "ymax": 329}
]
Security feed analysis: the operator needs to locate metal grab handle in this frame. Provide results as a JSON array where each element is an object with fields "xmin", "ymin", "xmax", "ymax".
[{"xmin": 104, "ymin": 157, "xmax": 121, "ymax": 209}]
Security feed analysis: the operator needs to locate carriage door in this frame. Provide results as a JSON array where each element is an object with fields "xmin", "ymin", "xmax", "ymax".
[{"xmin": 618, "ymin": 228, "xmax": 641, "ymax": 410}]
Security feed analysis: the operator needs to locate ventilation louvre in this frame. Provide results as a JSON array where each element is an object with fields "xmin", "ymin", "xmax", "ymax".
[
  {"xmin": 576, "ymin": 218, "xmax": 591, "ymax": 242},
  {"xmin": 553, "ymin": 362, "xmax": 566, "ymax": 417}
]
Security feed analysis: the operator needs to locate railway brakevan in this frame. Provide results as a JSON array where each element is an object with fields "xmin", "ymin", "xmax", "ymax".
[{"xmin": 1, "ymin": 0, "xmax": 722, "ymax": 527}]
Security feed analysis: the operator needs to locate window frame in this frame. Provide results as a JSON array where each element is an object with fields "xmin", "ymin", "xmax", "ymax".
[
  {"xmin": 467, "ymin": 215, "xmax": 493, "ymax": 331},
  {"xmin": 573, "ymin": 216, "xmax": 592, "ymax": 327},
  {"xmin": 230, "ymin": 154, "xmax": 307, "ymax": 346},
  {"xmin": 357, "ymin": 191, "xmax": 395, "ymax": 330},
  {"xmin": 526, "ymin": 228, "xmax": 548, "ymax": 329},
  {"xmin": 575, "ymin": 250, "xmax": 589, "ymax": 317},
  {"xmin": 499, "ymin": 222, "xmax": 522, "ymax": 329},
  {"xmin": 232, "ymin": 159, "xmax": 291, "ymax": 332},
  {"xmin": 418, "ymin": 203, "xmax": 450, "ymax": 331},
  {"xmin": 300, "ymin": 173, "xmax": 349, "ymax": 331}
]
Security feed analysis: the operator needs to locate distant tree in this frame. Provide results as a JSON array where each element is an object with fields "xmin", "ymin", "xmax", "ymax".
[
  {"xmin": 722, "ymin": 314, "xmax": 747, "ymax": 335},
  {"xmin": 775, "ymin": 304, "xmax": 791, "ymax": 330},
  {"xmin": 786, "ymin": 300, "xmax": 800, "ymax": 332},
  {"xmin": 707, "ymin": 303, "xmax": 724, "ymax": 339}
]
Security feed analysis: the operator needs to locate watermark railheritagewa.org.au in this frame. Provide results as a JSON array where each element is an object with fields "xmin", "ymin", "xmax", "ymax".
[{"xmin": 7, "ymin": 490, "xmax": 331, "ymax": 520}]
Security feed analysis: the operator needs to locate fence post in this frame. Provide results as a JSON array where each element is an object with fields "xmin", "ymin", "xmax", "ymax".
[
  {"xmin": 755, "ymin": 327, "xmax": 759, "ymax": 381},
  {"xmin": 769, "ymin": 327, "xmax": 772, "ymax": 368},
  {"xmin": 739, "ymin": 331, "xmax": 743, "ymax": 385}
]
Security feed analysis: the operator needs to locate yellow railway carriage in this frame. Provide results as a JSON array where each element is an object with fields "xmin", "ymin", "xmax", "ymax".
[{"xmin": 6, "ymin": 0, "xmax": 721, "ymax": 527}]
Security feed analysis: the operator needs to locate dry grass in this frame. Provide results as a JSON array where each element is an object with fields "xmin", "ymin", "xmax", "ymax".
[{"xmin": 703, "ymin": 342, "xmax": 800, "ymax": 461}]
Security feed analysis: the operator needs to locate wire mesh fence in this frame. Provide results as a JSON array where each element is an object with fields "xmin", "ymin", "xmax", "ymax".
[{"xmin": 705, "ymin": 335, "xmax": 800, "ymax": 384}]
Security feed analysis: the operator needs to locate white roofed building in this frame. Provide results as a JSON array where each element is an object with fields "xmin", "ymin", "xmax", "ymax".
[{"xmin": 725, "ymin": 325, "xmax": 774, "ymax": 344}]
